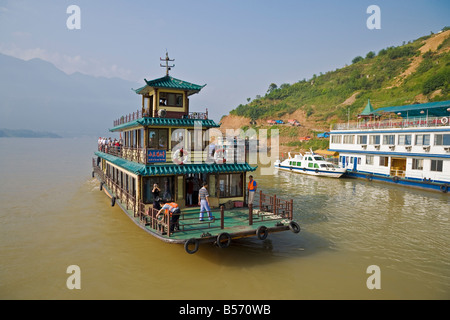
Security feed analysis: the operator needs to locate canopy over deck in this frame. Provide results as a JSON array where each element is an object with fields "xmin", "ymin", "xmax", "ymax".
[
  {"xmin": 95, "ymin": 151, "xmax": 256, "ymax": 176},
  {"xmin": 374, "ymin": 100, "xmax": 450, "ymax": 118}
]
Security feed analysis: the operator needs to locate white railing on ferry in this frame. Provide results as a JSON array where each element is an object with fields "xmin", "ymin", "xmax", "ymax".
[{"xmin": 331, "ymin": 116, "xmax": 450, "ymax": 131}]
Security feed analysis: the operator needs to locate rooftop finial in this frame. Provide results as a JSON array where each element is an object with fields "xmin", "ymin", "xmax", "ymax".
[{"xmin": 160, "ymin": 51, "xmax": 175, "ymax": 76}]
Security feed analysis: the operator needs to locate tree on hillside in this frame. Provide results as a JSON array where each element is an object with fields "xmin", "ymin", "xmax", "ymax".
[
  {"xmin": 366, "ymin": 51, "xmax": 376, "ymax": 59},
  {"xmin": 352, "ymin": 56, "xmax": 364, "ymax": 64},
  {"xmin": 267, "ymin": 83, "xmax": 278, "ymax": 94}
]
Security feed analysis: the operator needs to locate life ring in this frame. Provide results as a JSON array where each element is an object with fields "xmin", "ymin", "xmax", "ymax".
[
  {"xmin": 440, "ymin": 184, "xmax": 448, "ymax": 193},
  {"xmin": 441, "ymin": 117, "xmax": 449, "ymax": 124},
  {"xmin": 111, "ymin": 196, "xmax": 116, "ymax": 207},
  {"xmin": 217, "ymin": 232, "xmax": 231, "ymax": 248},
  {"xmin": 172, "ymin": 148, "xmax": 189, "ymax": 165},
  {"xmin": 303, "ymin": 167, "xmax": 306, "ymax": 172},
  {"xmin": 289, "ymin": 221, "xmax": 301, "ymax": 234},
  {"xmin": 315, "ymin": 169, "xmax": 319, "ymax": 174},
  {"xmin": 184, "ymin": 238, "xmax": 199, "ymax": 254},
  {"xmin": 213, "ymin": 148, "xmax": 226, "ymax": 164},
  {"xmin": 256, "ymin": 225, "xmax": 269, "ymax": 240},
  {"xmin": 393, "ymin": 176, "xmax": 399, "ymax": 183}
]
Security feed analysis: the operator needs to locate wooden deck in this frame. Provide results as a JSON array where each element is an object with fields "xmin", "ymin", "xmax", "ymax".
[{"xmin": 100, "ymin": 182, "xmax": 300, "ymax": 254}]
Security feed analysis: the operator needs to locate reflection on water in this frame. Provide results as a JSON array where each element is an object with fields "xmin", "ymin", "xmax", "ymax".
[{"xmin": 0, "ymin": 138, "xmax": 449, "ymax": 299}]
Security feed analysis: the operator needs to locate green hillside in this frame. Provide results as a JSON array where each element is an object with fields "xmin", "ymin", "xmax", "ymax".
[{"xmin": 229, "ymin": 28, "xmax": 450, "ymax": 127}]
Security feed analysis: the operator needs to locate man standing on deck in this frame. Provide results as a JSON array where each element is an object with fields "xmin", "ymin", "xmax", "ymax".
[
  {"xmin": 198, "ymin": 182, "xmax": 213, "ymax": 221},
  {"xmin": 247, "ymin": 175, "xmax": 257, "ymax": 205}
]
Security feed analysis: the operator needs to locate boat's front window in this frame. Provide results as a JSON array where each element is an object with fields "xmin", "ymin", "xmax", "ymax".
[
  {"xmin": 149, "ymin": 128, "xmax": 169, "ymax": 150},
  {"xmin": 314, "ymin": 156, "xmax": 324, "ymax": 161}
]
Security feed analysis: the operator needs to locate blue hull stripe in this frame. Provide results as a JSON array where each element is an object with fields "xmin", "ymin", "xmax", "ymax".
[{"xmin": 344, "ymin": 171, "xmax": 449, "ymax": 192}]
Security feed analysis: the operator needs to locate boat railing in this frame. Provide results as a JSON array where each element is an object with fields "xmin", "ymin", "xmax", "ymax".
[
  {"xmin": 98, "ymin": 144, "xmax": 248, "ymax": 165},
  {"xmin": 92, "ymin": 158, "xmax": 138, "ymax": 215},
  {"xmin": 139, "ymin": 193, "xmax": 294, "ymax": 238},
  {"xmin": 112, "ymin": 108, "xmax": 210, "ymax": 127},
  {"xmin": 331, "ymin": 116, "xmax": 450, "ymax": 131}
]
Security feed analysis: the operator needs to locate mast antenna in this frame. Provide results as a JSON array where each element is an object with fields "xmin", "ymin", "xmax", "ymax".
[{"xmin": 160, "ymin": 51, "xmax": 175, "ymax": 76}]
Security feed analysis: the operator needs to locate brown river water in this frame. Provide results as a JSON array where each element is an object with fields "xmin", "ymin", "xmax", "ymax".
[{"xmin": 0, "ymin": 138, "xmax": 449, "ymax": 299}]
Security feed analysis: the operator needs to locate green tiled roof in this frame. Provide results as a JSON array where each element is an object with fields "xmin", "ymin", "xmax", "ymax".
[
  {"xmin": 374, "ymin": 100, "xmax": 450, "ymax": 117},
  {"xmin": 359, "ymin": 99, "xmax": 375, "ymax": 116},
  {"xmin": 95, "ymin": 152, "xmax": 257, "ymax": 176},
  {"xmin": 110, "ymin": 117, "xmax": 220, "ymax": 132},
  {"xmin": 135, "ymin": 76, "xmax": 206, "ymax": 95}
]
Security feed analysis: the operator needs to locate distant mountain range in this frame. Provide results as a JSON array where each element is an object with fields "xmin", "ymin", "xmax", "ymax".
[
  {"xmin": 0, "ymin": 128, "xmax": 62, "ymax": 138},
  {"xmin": 0, "ymin": 53, "xmax": 141, "ymax": 138}
]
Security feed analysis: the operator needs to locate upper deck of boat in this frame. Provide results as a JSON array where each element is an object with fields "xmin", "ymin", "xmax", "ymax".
[{"xmin": 331, "ymin": 116, "xmax": 450, "ymax": 132}]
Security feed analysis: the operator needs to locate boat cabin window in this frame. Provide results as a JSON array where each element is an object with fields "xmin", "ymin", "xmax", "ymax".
[
  {"xmin": 357, "ymin": 135, "xmax": 367, "ymax": 144},
  {"xmin": 430, "ymin": 160, "xmax": 443, "ymax": 172},
  {"xmin": 320, "ymin": 164, "xmax": 327, "ymax": 168},
  {"xmin": 297, "ymin": 162, "xmax": 301, "ymax": 166},
  {"xmin": 383, "ymin": 135, "xmax": 395, "ymax": 145},
  {"xmin": 398, "ymin": 134, "xmax": 412, "ymax": 145},
  {"xmin": 171, "ymin": 128, "xmax": 186, "ymax": 149},
  {"xmin": 369, "ymin": 135, "xmax": 380, "ymax": 145},
  {"xmin": 218, "ymin": 173, "xmax": 243, "ymax": 198},
  {"xmin": 343, "ymin": 135, "xmax": 355, "ymax": 144},
  {"xmin": 434, "ymin": 134, "xmax": 450, "ymax": 146},
  {"xmin": 366, "ymin": 155, "xmax": 374, "ymax": 165},
  {"xmin": 331, "ymin": 135, "xmax": 341, "ymax": 144},
  {"xmin": 314, "ymin": 163, "xmax": 319, "ymax": 168},
  {"xmin": 313, "ymin": 156, "xmax": 324, "ymax": 161},
  {"xmin": 379, "ymin": 156, "xmax": 389, "ymax": 167},
  {"xmin": 415, "ymin": 134, "xmax": 430, "ymax": 146},
  {"xmin": 159, "ymin": 92, "xmax": 183, "ymax": 107},
  {"xmin": 412, "ymin": 158, "xmax": 424, "ymax": 170},
  {"xmin": 143, "ymin": 176, "xmax": 174, "ymax": 204},
  {"xmin": 148, "ymin": 129, "xmax": 168, "ymax": 150},
  {"xmin": 308, "ymin": 162, "xmax": 314, "ymax": 168}
]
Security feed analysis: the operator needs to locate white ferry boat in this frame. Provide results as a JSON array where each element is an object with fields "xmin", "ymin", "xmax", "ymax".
[
  {"xmin": 329, "ymin": 100, "xmax": 450, "ymax": 193},
  {"xmin": 275, "ymin": 150, "xmax": 346, "ymax": 178}
]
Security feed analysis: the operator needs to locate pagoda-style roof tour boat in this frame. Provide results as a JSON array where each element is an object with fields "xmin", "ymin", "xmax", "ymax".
[
  {"xmin": 92, "ymin": 53, "xmax": 301, "ymax": 254},
  {"xmin": 329, "ymin": 99, "xmax": 450, "ymax": 193}
]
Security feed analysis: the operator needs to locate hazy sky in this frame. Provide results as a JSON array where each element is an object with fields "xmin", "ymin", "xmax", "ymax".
[{"xmin": 1, "ymin": 0, "xmax": 449, "ymax": 119}]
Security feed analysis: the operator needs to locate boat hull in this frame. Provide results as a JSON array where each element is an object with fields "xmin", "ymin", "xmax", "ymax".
[{"xmin": 343, "ymin": 170, "xmax": 449, "ymax": 193}]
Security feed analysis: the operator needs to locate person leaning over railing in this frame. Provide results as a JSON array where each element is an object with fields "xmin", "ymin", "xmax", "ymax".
[{"xmin": 156, "ymin": 202, "xmax": 181, "ymax": 233}]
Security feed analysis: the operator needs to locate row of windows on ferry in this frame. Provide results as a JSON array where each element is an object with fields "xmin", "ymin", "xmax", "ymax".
[
  {"xmin": 341, "ymin": 156, "xmax": 444, "ymax": 172},
  {"xmin": 332, "ymin": 133, "xmax": 450, "ymax": 146},
  {"xmin": 141, "ymin": 173, "xmax": 244, "ymax": 204},
  {"xmin": 122, "ymin": 128, "xmax": 210, "ymax": 150},
  {"xmin": 104, "ymin": 162, "xmax": 244, "ymax": 204}
]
